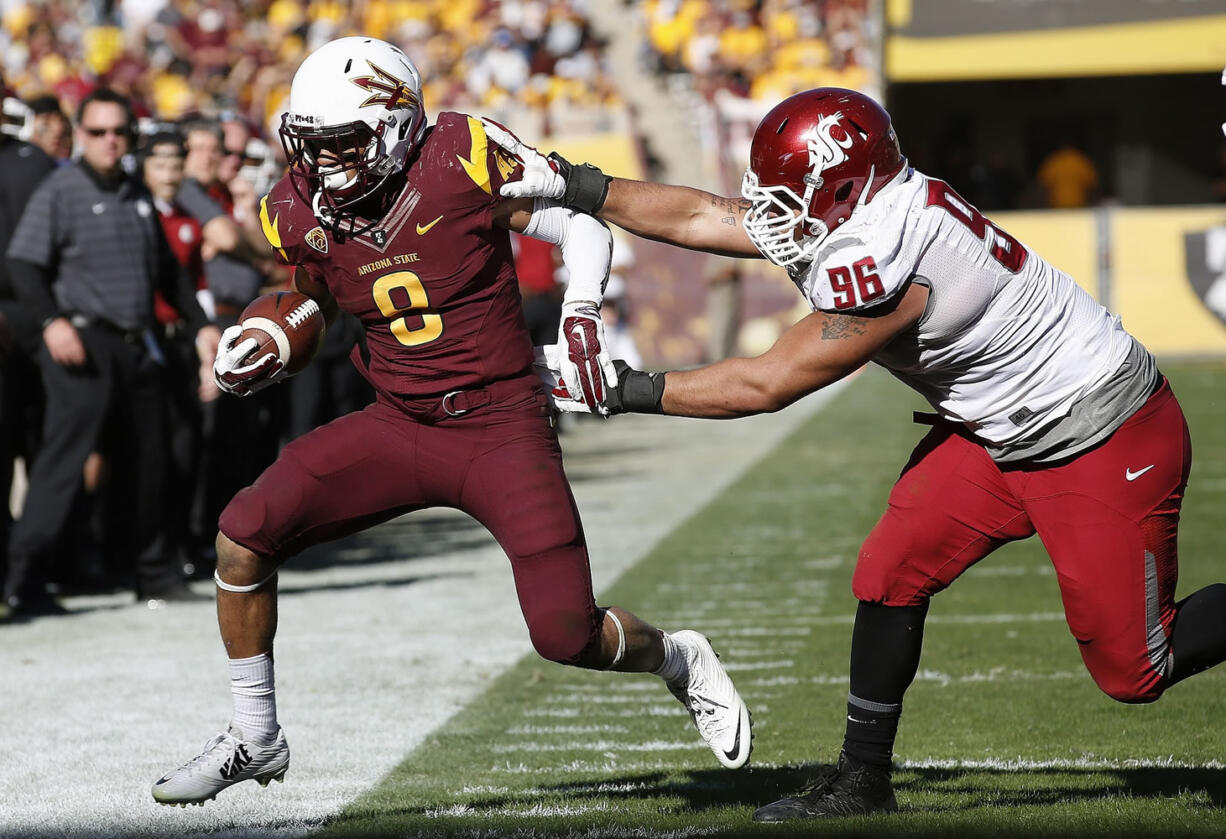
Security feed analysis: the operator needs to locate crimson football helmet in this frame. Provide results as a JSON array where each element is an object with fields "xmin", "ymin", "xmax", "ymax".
[
  {"xmin": 741, "ymin": 88, "xmax": 906, "ymax": 268},
  {"xmin": 280, "ymin": 37, "xmax": 427, "ymax": 234}
]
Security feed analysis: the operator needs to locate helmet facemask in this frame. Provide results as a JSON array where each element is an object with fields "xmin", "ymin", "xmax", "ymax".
[
  {"xmin": 741, "ymin": 168, "xmax": 825, "ymax": 269},
  {"xmin": 280, "ymin": 113, "xmax": 406, "ymax": 237}
]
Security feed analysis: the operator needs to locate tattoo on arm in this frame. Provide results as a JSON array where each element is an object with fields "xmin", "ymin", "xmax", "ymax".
[
  {"xmin": 820, "ymin": 316, "xmax": 868, "ymax": 340},
  {"xmin": 711, "ymin": 196, "xmax": 751, "ymax": 224},
  {"xmin": 711, "ymin": 195, "xmax": 745, "ymax": 210}
]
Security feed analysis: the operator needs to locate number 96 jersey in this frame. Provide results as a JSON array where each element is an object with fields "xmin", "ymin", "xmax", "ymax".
[
  {"xmin": 258, "ymin": 112, "xmax": 534, "ymax": 401},
  {"xmin": 792, "ymin": 167, "xmax": 1146, "ymax": 459}
]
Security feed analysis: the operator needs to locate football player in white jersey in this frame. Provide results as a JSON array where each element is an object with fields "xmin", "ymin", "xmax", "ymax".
[{"xmin": 485, "ymin": 88, "xmax": 1226, "ymax": 821}]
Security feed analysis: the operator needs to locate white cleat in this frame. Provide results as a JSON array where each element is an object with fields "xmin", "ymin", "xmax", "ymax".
[
  {"xmin": 668, "ymin": 629, "xmax": 753, "ymax": 769},
  {"xmin": 152, "ymin": 724, "xmax": 290, "ymax": 806}
]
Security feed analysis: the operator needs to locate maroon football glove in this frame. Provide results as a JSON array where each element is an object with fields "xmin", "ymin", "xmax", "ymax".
[{"xmin": 558, "ymin": 301, "xmax": 618, "ymax": 415}]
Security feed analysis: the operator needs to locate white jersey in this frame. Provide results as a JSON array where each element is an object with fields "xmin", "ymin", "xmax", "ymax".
[{"xmin": 791, "ymin": 168, "xmax": 1154, "ymax": 460}]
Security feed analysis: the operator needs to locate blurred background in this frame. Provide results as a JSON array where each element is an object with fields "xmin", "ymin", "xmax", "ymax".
[{"xmin": 3, "ymin": 0, "xmax": 1226, "ymax": 366}]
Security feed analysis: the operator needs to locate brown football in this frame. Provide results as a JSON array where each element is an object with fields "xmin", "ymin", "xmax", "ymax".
[{"xmin": 236, "ymin": 291, "xmax": 326, "ymax": 376}]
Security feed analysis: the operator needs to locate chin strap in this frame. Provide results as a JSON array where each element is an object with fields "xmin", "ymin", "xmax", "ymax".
[{"xmin": 214, "ymin": 568, "xmax": 279, "ymax": 593}]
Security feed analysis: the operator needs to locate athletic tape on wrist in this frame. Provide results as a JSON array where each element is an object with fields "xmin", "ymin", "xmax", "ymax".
[
  {"xmin": 603, "ymin": 608, "xmax": 626, "ymax": 670},
  {"xmin": 214, "ymin": 568, "xmax": 278, "ymax": 593}
]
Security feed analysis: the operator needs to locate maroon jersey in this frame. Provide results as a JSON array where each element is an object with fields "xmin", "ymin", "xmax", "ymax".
[{"xmin": 258, "ymin": 112, "xmax": 533, "ymax": 399}]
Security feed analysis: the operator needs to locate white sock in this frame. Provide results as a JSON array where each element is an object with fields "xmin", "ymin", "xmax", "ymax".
[
  {"xmin": 653, "ymin": 631, "xmax": 689, "ymax": 687},
  {"xmin": 229, "ymin": 653, "xmax": 278, "ymax": 745}
]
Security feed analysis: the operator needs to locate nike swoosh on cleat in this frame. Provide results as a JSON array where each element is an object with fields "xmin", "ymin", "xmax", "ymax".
[
  {"xmin": 1125, "ymin": 465, "xmax": 1155, "ymax": 481},
  {"xmin": 415, "ymin": 215, "xmax": 443, "ymax": 235},
  {"xmin": 722, "ymin": 715, "xmax": 743, "ymax": 763}
]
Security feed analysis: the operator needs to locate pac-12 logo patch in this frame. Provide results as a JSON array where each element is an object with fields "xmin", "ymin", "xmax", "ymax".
[{"xmin": 305, "ymin": 227, "xmax": 329, "ymax": 254}]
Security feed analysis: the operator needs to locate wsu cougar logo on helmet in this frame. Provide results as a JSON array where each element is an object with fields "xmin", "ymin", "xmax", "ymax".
[
  {"xmin": 351, "ymin": 62, "xmax": 419, "ymax": 110},
  {"xmin": 804, "ymin": 113, "xmax": 855, "ymax": 187}
]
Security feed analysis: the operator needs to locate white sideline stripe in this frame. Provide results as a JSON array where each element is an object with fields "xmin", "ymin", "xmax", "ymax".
[
  {"xmin": 543, "ymin": 694, "xmax": 680, "ymax": 706},
  {"xmin": 686, "ymin": 612, "xmax": 1068, "ymax": 628},
  {"xmin": 491, "ymin": 739, "xmax": 704, "ymax": 753},
  {"xmin": 746, "ymin": 668, "xmax": 1085, "ymax": 688},
  {"xmin": 724, "ymin": 659, "xmax": 795, "ymax": 671},
  {"xmin": 782, "ymin": 611, "xmax": 1069, "ymax": 626},
  {"xmin": 901, "ymin": 757, "xmax": 1226, "ymax": 771},
  {"xmin": 492, "ymin": 759, "xmax": 686, "ymax": 775},
  {"xmin": 494, "ymin": 802, "xmax": 614, "ymax": 817},
  {"xmin": 505, "ymin": 724, "xmax": 630, "ymax": 735}
]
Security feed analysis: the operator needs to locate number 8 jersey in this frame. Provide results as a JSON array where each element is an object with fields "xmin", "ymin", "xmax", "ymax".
[
  {"xmin": 792, "ymin": 167, "xmax": 1157, "ymax": 463},
  {"xmin": 258, "ymin": 112, "xmax": 535, "ymax": 402}
]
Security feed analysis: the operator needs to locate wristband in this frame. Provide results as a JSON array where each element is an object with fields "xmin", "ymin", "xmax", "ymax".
[
  {"xmin": 549, "ymin": 153, "xmax": 612, "ymax": 215},
  {"xmin": 608, "ymin": 363, "xmax": 665, "ymax": 415}
]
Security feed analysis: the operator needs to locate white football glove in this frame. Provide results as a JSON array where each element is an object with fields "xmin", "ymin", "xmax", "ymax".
[
  {"xmin": 556, "ymin": 300, "xmax": 618, "ymax": 416},
  {"xmin": 213, "ymin": 324, "xmax": 286, "ymax": 397},
  {"xmin": 481, "ymin": 118, "xmax": 565, "ymax": 201},
  {"xmin": 533, "ymin": 344, "xmax": 591, "ymax": 414}
]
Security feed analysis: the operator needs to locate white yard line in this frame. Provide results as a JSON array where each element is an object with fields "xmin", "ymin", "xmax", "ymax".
[
  {"xmin": 900, "ymin": 756, "xmax": 1226, "ymax": 771},
  {"xmin": 0, "ymin": 383, "xmax": 846, "ymax": 837}
]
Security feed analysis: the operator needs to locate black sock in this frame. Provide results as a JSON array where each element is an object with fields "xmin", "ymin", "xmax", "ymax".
[
  {"xmin": 1169, "ymin": 583, "xmax": 1226, "ymax": 684},
  {"xmin": 841, "ymin": 601, "xmax": 928, "ymax": 771}
]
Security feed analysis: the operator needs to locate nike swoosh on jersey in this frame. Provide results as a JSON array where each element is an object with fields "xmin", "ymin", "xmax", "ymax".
[
  {"xmin": 415, "ymin": 215, "xmax": 444, "ymax": 235},
  {"xmin": 1125, "ymin": 465, "xmax": 1155, "ymax": 481}
]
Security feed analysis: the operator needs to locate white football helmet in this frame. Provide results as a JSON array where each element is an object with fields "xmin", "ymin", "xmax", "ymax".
[{"xmin": 280, "ymin": 36, "xmax": 427, "ymax": 233}]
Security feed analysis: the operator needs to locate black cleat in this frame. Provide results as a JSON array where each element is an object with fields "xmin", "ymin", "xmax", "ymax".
[{"xmin": 752, "ymin": 752, "xmax": 897, "ymax": 822}]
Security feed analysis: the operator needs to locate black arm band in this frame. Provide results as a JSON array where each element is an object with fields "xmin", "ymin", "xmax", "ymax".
[
  {"xmin": 549, "ymin": 152, "xmax": 611, "ymax": 215},
  {"xmin": 610, "ymin": 366, "xmax": 666, "ymax": 415}
]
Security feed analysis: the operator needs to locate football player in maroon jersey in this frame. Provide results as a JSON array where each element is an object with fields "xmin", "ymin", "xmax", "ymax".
[
  {"xmin": 487, "ymin": 88, "xmax": 1226, "ymax": 822},
  {"xmin": 151, "ymin": 37, "xmax": 752, "ymax": 807}
]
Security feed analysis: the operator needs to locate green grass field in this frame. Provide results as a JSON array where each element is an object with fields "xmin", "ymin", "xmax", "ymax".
[{"xmin": 321, "ymin": 362, "xmax": 1226, "ymax": 839}]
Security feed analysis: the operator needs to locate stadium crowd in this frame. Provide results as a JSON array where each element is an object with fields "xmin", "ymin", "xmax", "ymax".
[
  {"xmin": 1, "ymin": 0, "xmax": 623, "ymax": 139},
  {"xmin": 642, "ymin": 0, "xmax": 873, "ymax": 102}
]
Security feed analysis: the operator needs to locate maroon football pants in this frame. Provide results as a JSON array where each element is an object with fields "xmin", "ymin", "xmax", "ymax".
[
  {"xmin": 854, "ymin": 380, "xmax": 1191, "ymax": 703},
  {"xmin": 219, "ymin": 377, "xmax": 601, "ymax": 663}
]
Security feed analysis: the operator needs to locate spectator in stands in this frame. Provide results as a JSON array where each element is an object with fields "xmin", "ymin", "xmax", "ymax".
[
  {"xmin": 142, "ymin": 128, "xmax": 218, "ymax": 580},
  {"xmin": 24, "ymin": 94, "xmax": 72, "ymax": 162},
  {"xmin": 178, "ymin": 118, "xmax": 282, "ymax": 553},
  {"xmin": 0, "ymin": 72, "xmax": 57, "ymax": 611},
  {"xmin": 1037, "ymin": 141, "xmax": 1100, "ymax": 209},
  {"xmin": 704, "ymin": 262, "xmax": 742, "ymax": 363},
  {"xmin": 5, "ymin": 89, "xmax": 219, "ymax": 616},
  {"xmin": 514, "ymin": 232, "xmax": 563, "ymax": 347}
]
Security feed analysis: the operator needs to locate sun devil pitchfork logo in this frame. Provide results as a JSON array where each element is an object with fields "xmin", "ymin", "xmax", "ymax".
[
  {"xmin": 803, "ymin": 112, "xmax": 855, "ymax": 186},
  {"xmin": 350, "ymin": 62, "xmax": 418, "ymax": 110}
]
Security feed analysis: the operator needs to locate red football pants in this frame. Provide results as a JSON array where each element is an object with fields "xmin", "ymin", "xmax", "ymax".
[
  {"xmin": 854, "ymin": 380, "xmax": 1191, "ymax": 703},
  {"xmin": 219, "ymin": 379, "xmax": 601, "ymax": 664}
]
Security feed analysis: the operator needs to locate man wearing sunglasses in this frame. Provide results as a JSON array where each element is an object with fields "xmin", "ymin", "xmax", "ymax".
[{"xmin": 4, "ymin": 88, "xmax": 221, "ymax": 616}]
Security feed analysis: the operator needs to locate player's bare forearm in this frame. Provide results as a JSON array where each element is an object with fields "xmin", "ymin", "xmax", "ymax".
[
  {"xmin": 661, "ymin": 354, "xmax": 857, "ymax": 418},
  {"xmin": 660, "ymin": 285, "xmax": 929, "ymax": 418},
  {"xmin": 600, "ymin": 179, "xmax": 761, "ymax": 259}
]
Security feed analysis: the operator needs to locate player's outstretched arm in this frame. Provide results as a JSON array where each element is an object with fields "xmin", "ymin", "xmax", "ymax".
[
  {"xmin": 482, "ymin": 119, "xmax": 759, "ymax": 259},
  {"xmin": 600, "ymin": 179, "xmax": 761, "ymax": 259},
  {"xmin": 609, "ymin": 283, "xmax": 929, "ymax": 419}
]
